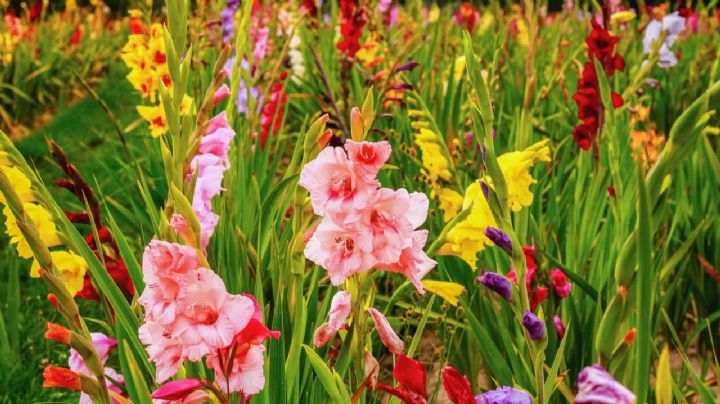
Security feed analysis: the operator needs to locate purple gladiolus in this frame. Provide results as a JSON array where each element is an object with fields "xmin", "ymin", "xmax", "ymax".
[
  {"xmin": 396, "ymin": 61, "xmax": 419, "ymax": 72},
  {"xmin": 522, "ymin": 310, "xmax": 546, "ymax": 341},
  {"xmin": 478, "ymin": 272, "xmax": 513, "ymax": 302},
  {"xmin": 475, "ymin": 386, "xmax": 532, "ymax": 404},
  {"xmin": 484, "ymin": 226, "xmax": 512, "ymax": 255},
  {"xmin": 221, "ymin": 0, "xmax": 239, "ymax": 43},
  {"xmin": 575, "ymin": 364, "xmax": 635, "ymax": 404}
]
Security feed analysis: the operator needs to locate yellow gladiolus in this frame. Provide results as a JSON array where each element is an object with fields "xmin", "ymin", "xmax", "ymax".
[
  {"xmin": 0, "ymin": 165, "xmax": 33, "ymax": 204},
  {"xmin": 438, "ymin": 187, "xmax": 463, "ymax": 221},
  {"xmin": 611, "ymin": 10, "xmax": 636, "ymax": 25},
  {"xmin": 3, "ymin": 204, "xmax": 62, "ymax": 259},
  {"xmin": 495, "ymin": 139, "xmax": 551, "ymax": 211},
  {"xmin": 31, "ymin": 251, "xmax": 88, "ymax": 296},
  {"xmin": 421, "ymin": 280, "xmax": 466, "ymax": 306}
]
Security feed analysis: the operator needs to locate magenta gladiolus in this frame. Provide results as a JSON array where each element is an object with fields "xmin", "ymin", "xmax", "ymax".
[{"xmin": 151, "ymin": 378, "xmax": 203, "ymax": 400}]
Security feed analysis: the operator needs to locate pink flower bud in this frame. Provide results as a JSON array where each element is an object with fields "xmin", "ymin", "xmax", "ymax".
[
  {"xmin": 367, "ymin": 307, "xmax": 404, "ymax": 355},
  {"xmin": 151, "ymin": 379, "xmax": 204, "ymax": 400}
]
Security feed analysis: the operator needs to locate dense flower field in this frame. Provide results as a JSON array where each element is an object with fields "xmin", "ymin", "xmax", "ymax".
[{"xmin": 1, "ymin": 0, "xmax": 720, "ymax": 403}]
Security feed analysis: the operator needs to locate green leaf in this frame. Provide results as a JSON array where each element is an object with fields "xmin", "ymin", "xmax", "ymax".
[{"xmin": 302, "ymin": 344, "xmax": 343, "ymax": 403}]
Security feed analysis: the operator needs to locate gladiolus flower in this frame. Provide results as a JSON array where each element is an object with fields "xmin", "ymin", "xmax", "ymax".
[
  {"xmin": 314, "ymin": 291, "xmax": 352, "ymax": 348},
  {"xmin": 575, "ymin": 364, "xmax": 635, "ymax": 404},
  {"xmin": 3, "ymin": 203, "xmax": 62, "ymax": 259},
  {"xmin": 441, "ymin": 366, "xmax": 474, "ymax": 404},
  {"xmin": 43, "ymin": 366, "xmax": 81, "ymax": 391},
  {"xmin": 643, "ymin": 12, "xmax": 686, "ymax": 68},
  {"xmin": 550, "ymin": 269, "xmax": 572, "ymax": 298},
  {"xmin": 475, "ymin": 387, "xmax": 532, "ymax": 404},
  {"xmin": 368, "ymin": 307, "xmax": 404, "ymax": 355},
  {"xmin": 522, "ymin": 310, "xmax": 546, "ymax": 341},
  {"xmin": 421, "ymin": 280, "xmax": 466, "ymax": 306},
  {"xmin": 214, "ymin": 84, "xmax": 231, "ymax": 106},
  {"xmin": 377, "ymin": 354, "xmax": 427, "ymax": 404},
  {"xmin": 45, "ymin": 323, "xmax": 72, "ymax": 345},
  {"xmin": 344, "ymin": 140, "xmax": 392, "ymax": 179},
  {"xmin": 30, "ymin": 251, "xmax": 88, "ymax": 297},
  {"xmin": 151, "ymin": 379, "xmax": 204, "ymax": 400},
  {"xmin": 478, "ymin": 272, "xmax": 513, "ymax": 302}
]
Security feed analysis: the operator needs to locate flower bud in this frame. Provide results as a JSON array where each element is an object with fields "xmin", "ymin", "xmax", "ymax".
[
  {"xmin": 477, "ymin": 272, "xmax": 512, "ymax": 302},
  {"xmin": 44, "ymin": 322, "xmax": 72, "ymax": 345},
  {"xmin": 350, "ymin": 107, "xmax": 364, "ymax": 141},
  {"xmin": 484, "ymin": 226, "xmax": 512, "ymax": 255},
  {"xmin": 553, "ymin": 315, "xmax": 566, "ymax": 339},
  {"xmin": 522, "ymin": 310, "xmax": 546, "ymax": 341},
  {"xmin": 151, "ymin": 378, "xmax": 204, "ymax": 400},
  {"xmin": 43, "ymin": 366, "xmax": 81, "ymax": 391},
  {"xmin": 368, "ymin": 307, "xmax": 404, "ymax": 355}
]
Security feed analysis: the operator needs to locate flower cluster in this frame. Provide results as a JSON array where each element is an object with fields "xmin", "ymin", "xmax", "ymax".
[
  {"xmin": 138, "ymin": 240, "xmax": 278, "ymax": 396},
  {"xmin": 337, "ymin": 0, "xmax": 368, "ymax": 58},
  {"xmin": 189, "ymin": 112, "xmax": 236, "ymax": 251},
  {"xmin": 259, "ymin": 73, "xmax": 288, "ymax": 148},
  {"xmin": 571, "ymin": 21, "xmax": 625, "ymax": 150},
  {"xmin": 439, "ymin": 140, "xmax": 551, "ymax": 268},
  {"xmin": 121, "ymin": 11, "xmax": 194, "ymax": 137},
  {"xmin": 0, "ymin": 152, "xmax": 93, "ymax": 296},
  {"xmin": 643, "ymin": 11, "xmax": 686, "ymax": 68},
  {"xmin": 300, "ymin": 141, "xmax": 436, "ymax": 292}
]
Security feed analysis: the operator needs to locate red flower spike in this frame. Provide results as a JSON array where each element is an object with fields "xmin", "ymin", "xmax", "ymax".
[{"xmin": 441, "ymin": 366, "xmax": 475, "ymax": 404}]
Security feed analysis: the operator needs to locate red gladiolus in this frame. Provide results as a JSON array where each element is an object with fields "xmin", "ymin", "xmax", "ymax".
[
  {"xmin": 455, "ymin": 3, "xmax": 481, "ymax": 32},
  {"xmin": 259, "ymin": 74, "xmax": 288, "ymax": 148},
  {"xmin": 47, "ymin": 293, "xmax": 59, "ymax": 310},
  {"xmin": 441, "ymin": 366, "xmax": 475, "ymax": 404},
  {"xmin": 550, "ymin": 269, "xmax": 572, "ymax": 298},
  {"xmin": 337, "ymin": 0, "xmax": 367, "ymax": 57},
  {"xmin": 377, "ymin": 354, "xmax": 427, "ymax": 404},
  {"xmin": 43, "ymin": 366, "xmax": 81, "ymax": 391},
  {"xmin": 530, "ymin": 286, "xmax": 549, "ymax": 312},
  {"xmin": 69, "ymin": 27, "xmax": 83, "ymax": 46},
  {"xmin": 571, "ymin": 21, "xmax": 625, "ymax": 150},
  {"xmin": 44, "ymin": 322, "xmax": 72, "ymax": 345}
]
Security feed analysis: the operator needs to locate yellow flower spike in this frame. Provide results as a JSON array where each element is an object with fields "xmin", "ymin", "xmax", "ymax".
[
  {"xmin": 3, "ymin": 204, "xmax": 62, "ymax": 259},
  {"xmin": 494, "ymin": 139, "xmax": 551, "ymax": 211},
  {"xmin": 611, "ymin": 10, "xmax": 637, "ymax": 25},
  {"xmin": 453, "ymin": 56, "xmax": 466, "ymax": 81},
  {"xmin": 31, "ymin": 251, "xmax": 88, "ymax": 297},
  {"xmin": 421, "ymin": 280, "xmax": 466, "ymax": 306},
  {"xmin": 655, "ymin": 345, "xmax": 672, "ymax": 404}
]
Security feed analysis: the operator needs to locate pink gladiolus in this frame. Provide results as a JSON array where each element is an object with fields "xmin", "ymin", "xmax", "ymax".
[
  {"xmin": 171, "ymin": 269, "xmax": 255, "ymax": 361},
  {"xmin": 304, "ymin": 218, "xmax": 375, "ymax": 285},
  {"xmin": 214, "ymin": 84, "xmax": 231, "ymax": 106},
  {"xmin": 206, "ymin": 294, "xmax": 279, "ymax": 396},
  {"xmin": 299, "ymin": 146, "xmax": 378, "ymax": 222},
  {"xmin": 314, "ymin": 291, "xmax": 352, "ymax": 348},
  {"xmin": 368, "ymin": 307, "xmax": 404, "ymax": 355},
  {"xmin": 139, "ymin": 321, "xmax": 185, "ymax": 383},
  {"xmin": 344, "ymin": 140, "xmax": 392, "ymax": 179},
  {"xmin": 139, "ymin": 240, "xmax": 200, "ymax": 325},
  {"xmin": 169, "ymin": 214, "xmax": 189, "ymax": 243},
  {"xmin": 151, "ymin": 379, "xmax": 203, "ymax": 400},
  {"xmin": 376, "ymin": 230, "xmax": 436, "ymax": 293},
  {"xmin": 361, "ymin": 188, "xmax": 428, "ymax": 265},
  {"xmin": 153, "ymin": 390, "xmax": 210, "ymax": 404}
]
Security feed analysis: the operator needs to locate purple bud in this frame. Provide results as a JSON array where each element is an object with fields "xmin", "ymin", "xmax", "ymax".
[
  {"xmin": 475, "ymin": 387, "xmax": 532, "ymax": 404},
  {"xmin": 553, "ymin": 315, "xmax": 566, "ymax": 339},
  {"xmin": 388, "ymin": 83, "xmax": 414, "ymax": 91},
  {"xmin": 575, "ymin": 365, "xmax": 635, "ymax": 404},
  {"xmin": 522, "ymin": 310, "xmax": 546, "ymax": 341},
  {"xmin": 477, "ymin": 272, "xmax": 512, "ymax": 302},
  {"xmin": 484, "ymin": 226, "xmax": 512, "ymax": 255},
  {"xmin": 479, "ymin": 180, "xmax": 490, "ymax": 201},
  {"xmin": 396, "ymin": 61, "xmax": 419, "ymax": 72}
]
